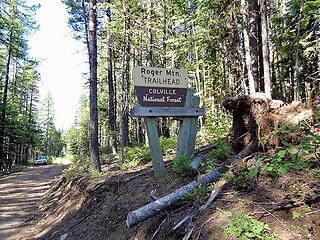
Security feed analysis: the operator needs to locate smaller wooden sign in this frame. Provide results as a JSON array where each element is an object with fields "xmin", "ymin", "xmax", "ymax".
[{"xmin": 132, "ymin": 66, "xmax": 188, "ymax": 107}]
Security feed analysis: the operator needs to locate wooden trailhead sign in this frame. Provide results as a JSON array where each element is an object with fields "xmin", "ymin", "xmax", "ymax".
[
  {"xmin": 132, "ymin": 66, "xmax": 188, "ymax": 107},
  {"xmin": 131, "ymin": 66, "xmax": 204, "ymax": 178}
]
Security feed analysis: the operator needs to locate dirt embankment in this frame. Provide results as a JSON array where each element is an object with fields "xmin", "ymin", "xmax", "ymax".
[
  {"xmin": 25, "ymin": 159, "xmax": 320, "ymax": 240},
  {"xmin": 14, "ymin": 94, "xmax": 320, "ymax": 240},
  {"xmin": 0, "ymin": 164, "xmax": 65, "ymax": 240}
]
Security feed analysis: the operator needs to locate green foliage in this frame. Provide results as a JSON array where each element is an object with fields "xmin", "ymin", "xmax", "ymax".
[
  {"xmin": 314, "ymin": 109, "xmax": 320, "ymax": 122},
  {"xmin": 121, "ymin": 144, "xmax": 151, "ymax": 169},
  {"xmin": 212, "ymin": 139, "xmax": 231, "ymax": 162},
  {"xmin": 224, "ymin": 163, "xmax": 260, "ymax": 188},
  {"xmin": 62, "ymin": 95, "xmax": 90, "ymax": 160},
  {"xmin": 88, "ymin": 168, "xmax": 102, "ymax": 179},
  {"xmin": 64, "ymin": 157, "xmax": 90, "ymax": 180},
  {"xmin": 201, "ymin": 159, "xmax": 216, "ymax": 172},
  {"xmin": 159, "ymin": 136, "xmax": 176, "ymax": 154},
  {"xmin": 291, "ymin": 204, "xmax": 311, "ymax": 220},
  {"xmin": 200, "ymin": 139, "xmax": 230, "ymax": 172},
  {"xmin": 120, "ymin": 137, "xmax": 176, "ymax": 169},
  {"xmin": 172, "ymin": 154, "xmax": 192, "ymax": 175},
  {"xmin": 181, "ymin": 183, "xmax": 215, "ymax": 202},
  {"xmin": 47, "ymin": 156, "xmax": 53, "ymax": 165},
  {"xmin": 223, "ymin": 210, "xmax": 276, "ymax": 240},
  {"xmin": 64, "ymin": 161, "xmax": 101, "ymax": 180},
  {"xmin": 262, "ymin": 152, "xmax": 292, "ymax": 181},
  {"xmin": 261, "ymin": 125, "xmax": 316, "ymax": 180},
  {"xmin": 203, "ymin": 113, "xmax": 232, "ymax": 143},
  {"xmin": 262, "ymin": 148, "xmax": 311, "ymax": 181},
  {"xmin": 0, "ymin": 0, "xmax": 44, "ymax": 173}
]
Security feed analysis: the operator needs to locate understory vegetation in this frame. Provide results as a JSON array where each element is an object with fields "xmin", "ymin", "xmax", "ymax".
[
  {"xmin": 222, "ymin": 210, "xmax": 276, "ymax": 240},
  {"xmin": 1, "ymin": 0, "xmax": 320, "ymax": 239}
]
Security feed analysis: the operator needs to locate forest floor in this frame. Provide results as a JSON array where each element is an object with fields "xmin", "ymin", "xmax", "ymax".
[
  {"xmin": 19, "ymin": 155, "xmax": 320, "ymax": 240},
  {"xmin": 0, "ymin": 164, "xmax": 65, "ymax": 240}
]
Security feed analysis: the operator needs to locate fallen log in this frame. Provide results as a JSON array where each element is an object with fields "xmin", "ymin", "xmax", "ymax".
[
  {"xmin": 126, "ymin": 166, "xmax": 223, "ymax": 227},
  {"xmin": 126, "ymin": 141, "xmax": 257, "ymax": 227},
  {"xmin": 194, "ymin": 143, "xmax": 218, "ymax": 155},
  {"xmin": 188, "ymin": 156, "xmax": 204, "ymax": 176}
]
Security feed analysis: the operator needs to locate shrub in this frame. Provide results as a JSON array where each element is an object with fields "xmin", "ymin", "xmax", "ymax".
[
  {"xmin": 64, "ymin": 157, "xmax": 91, "ymax": 180},
  {"xmin": 180, "ymin": 183, "xmax": 215, "ymax": 202},
  {"xmin": 160, "ymin": 136, "xmax": 176, "ymax": 154},
  {"xmin": 223, "ymin": 210, "xmax": 276, "ymax": 240},
  {"xmin": 121, "ymin": 144, "xmax": 152, "ymax": 169},
  {"xmin": 120, "ymin": 137, "xmax": 176, "ymax": 169},
  {"xmin": 203, "ymin": 113, "xmax": 232, "ymax": 142},
  {"xmin": 172, "ymin": 154, "xmax": 192, "ymax": 175},
  {"xmin": 261, "ymin": 125, "xmax": 315, "ymax": 180},
  {"xmin": 212, "ymin": 139, "xmax": 231, "ymax": 162}
]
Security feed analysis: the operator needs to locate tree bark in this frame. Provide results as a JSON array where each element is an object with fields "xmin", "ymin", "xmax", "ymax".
[
  {"xmin": 120, "ymin": 2, "xmax": 130, "ymax": 147},
  {"xmin": 146, "ymin": 0, "xmax": 153, "ymax": 67},
  {"xmin": 0, "ymin": 27, "xmax": 13, "ymax": 171},
  {"xmin": 241, "ymin": 0, "xmax": 256, "ymax": 95},
  {"xmin": 293, "ymin": 0, "xmax": 304, "ymax": 101},
  {"xmin": 105, "ymin": 2, "xmax": 117, "ymax": 154},
  {"xmin": 88, "ymin": 0, "xmax": 101, "ymax": 172},
  {"xmin": 249, "ymin": 0, "xmax": 259, "ymax": 91},
  {"xmin": 260, "ymin": 0, "xmax": 272, "ymax": 99}
]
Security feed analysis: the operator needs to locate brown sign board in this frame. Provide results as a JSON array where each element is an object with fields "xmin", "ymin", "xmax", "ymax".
[{"xmin": 132, "ymin": 66, "xmax": 188, "ymax": 107}]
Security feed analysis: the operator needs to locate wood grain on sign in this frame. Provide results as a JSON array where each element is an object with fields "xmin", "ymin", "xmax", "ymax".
[
  {"xmin": 132, "ymin": 66, "xmax": 188, "ymax": 107},
  {"xmin": 130, "ymin": 107, "xmax": 204, "ymax": 117}
]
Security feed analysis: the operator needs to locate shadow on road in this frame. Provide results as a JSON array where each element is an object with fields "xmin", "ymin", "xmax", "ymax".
[{"xmin": 0, "ymin": 164, "xmax": 64, "ymax": 240}]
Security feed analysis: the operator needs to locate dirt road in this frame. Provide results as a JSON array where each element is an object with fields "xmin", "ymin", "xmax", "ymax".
[{"xmin": 0, "ymin": 164, "xmax": 64, "ymax": 240}]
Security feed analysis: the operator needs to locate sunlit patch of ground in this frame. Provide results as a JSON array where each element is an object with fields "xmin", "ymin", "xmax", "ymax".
[
  {"xmin": 53, "ymin": 157, "xmax": 71, "ymax": 165},
  {"xmin": 0, "ymin": 164, "xmax": 64, "ymax": 240}
]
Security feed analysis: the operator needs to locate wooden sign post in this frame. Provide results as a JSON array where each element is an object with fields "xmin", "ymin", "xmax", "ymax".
[{"xmin": 131, "ymin": 66, "xmax": 204, "ymax": 178}]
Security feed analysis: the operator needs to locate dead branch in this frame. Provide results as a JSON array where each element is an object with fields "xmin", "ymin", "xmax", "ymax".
[
  {"xmin": 182, "ymin": 227, "xmax": 194, "ymax": 240},
  {"xmin": 126, "ymin": 166, "xmax": 223, "ymax": 227},
  {"xmin": 173, "ymin": 187, "xmax": 222, "ymax": 231},
  {"xmin": 149, "ymin": 218, "xmax": 166, "ymax": 240},
  {"xmin": 149, "ymin": 189, "xmax": 160, "ymax": 202},
  {"xmin": 196, "ymin": 217, "xmax": 214, "ymax": 240},
  {"xmin": 272, "ymin": 192, "xmax": 320, "ymax": 211}
]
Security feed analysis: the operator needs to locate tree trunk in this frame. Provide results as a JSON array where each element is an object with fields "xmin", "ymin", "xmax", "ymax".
[
  {"xmin": 105, "ymin": 2, "xmax": 117, "ymax": 154},
  {"xmin": 0, "ymin": 29, "xmax": 13, "ymax": 171},
  {"xmin": 159, "ymin": 0, "xmax": 170, "ymax": 138},
  {"xmin": 241, "ymin": 0, "xmax": 256, "ymax": 94},
  {"xmin": 120, "ymin": 2, "xmax": 130, "ymax": 147},
  {"xmin": 260, "ymin": 0, "xmax": 272, "ymax": 99},
  {"xmin": 249, "ymin": 0, "xmax": 259, "ymax": 91},
  {"xmin": 257, "ymin": 12, "xmax": 265, "ymax": 92},
  {"xmin": 293, "ymin": 0, "xmax": 304, "ymax": 101},
  {"xmin": 88, "ymin": 0, "xmax": 101, "ymax": 172},
  {"xmin": 146, "ymin": 0, "xmax": 153, "ymax": 67}
]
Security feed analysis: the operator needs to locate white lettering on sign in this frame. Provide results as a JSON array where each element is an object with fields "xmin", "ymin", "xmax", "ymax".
[
  {"xmin": 133, "ymin": 66, "xmax": 188, "ymax": 89},
  {"xmin": 148, "ymin": 88, "xmax": 176, "ymax": 95}
]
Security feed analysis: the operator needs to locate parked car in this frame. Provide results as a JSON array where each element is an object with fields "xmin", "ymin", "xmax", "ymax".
[{"xmin": 34, "ymin": 156, "xmax": 48, "ymax": 165}]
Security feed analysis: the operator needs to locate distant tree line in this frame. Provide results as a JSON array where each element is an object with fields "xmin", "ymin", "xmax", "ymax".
[
  {"xmin": 0, "ymin": 1, "xmax": 63, "ymax": 172},
  {"xmin": 62, "ymin": 0, "xmax": 319, "ymax": 171}
]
